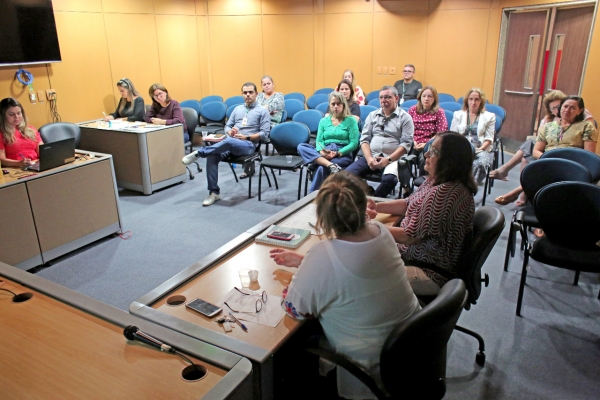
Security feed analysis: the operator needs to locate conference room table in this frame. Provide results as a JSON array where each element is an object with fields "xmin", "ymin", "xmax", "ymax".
[
  {"xmin": 129, "ymin": 192, "xmax": 400, "ymax": 399},
  {"xmin": 78, "ymin": 120, "xmax": 187, "ymax": 195},
  {"xmin": 0, "ymin": 151, "xmax": 122, "ymax": 270},
  {"xmin": 0, "ymin": 261, "xmax": 252, "ymax": 400}
]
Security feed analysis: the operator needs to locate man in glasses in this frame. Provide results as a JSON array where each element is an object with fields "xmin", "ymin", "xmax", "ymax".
[
  {"xmin": 345, "ymin": 86, "xmax": 414, "ymax": 198},
  {"xmin": 393, "ymin": 64, "xmax": 422, "ymax": 105},
  {"xmin": 182, "ymin": 82, "xmax": 270, "ymax": 206}
]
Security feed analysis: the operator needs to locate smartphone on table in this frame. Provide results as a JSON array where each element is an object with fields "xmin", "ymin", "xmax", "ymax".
[
  {"xmin": 267, "ymin": 231, "xmax": 294, "ymax": 241},
  {"xmin": 185, "ymin": 298, "xmax": 222, "ymax": 317}
]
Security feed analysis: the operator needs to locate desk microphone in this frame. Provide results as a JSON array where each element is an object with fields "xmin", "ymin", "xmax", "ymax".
[{"xmin": 123, "ymin": 325, "xmax": 175, "ymax": 353}]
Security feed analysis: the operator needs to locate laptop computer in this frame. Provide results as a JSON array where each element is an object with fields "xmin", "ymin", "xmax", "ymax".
[{"xmin": 26, "ymin": 138, "xmax": 76, "ymax": 172}]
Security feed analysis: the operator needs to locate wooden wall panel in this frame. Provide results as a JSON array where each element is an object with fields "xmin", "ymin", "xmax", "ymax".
[
  {"xmin": 102, "ymin": 0, "xmax": 154, "ymax": 14},
  {"xmin": 196, "ymin": 16, "xmax": 212, "ymax": 97},
  {"xmin": 207, "ymin": 0, "xmax": 261, "ymax": 16},
  {"xmin": 313, "ymin": 13, "xmax": 325, "ymax": 90},
  {"xmin": 0, "ymin": 65, "xmax": 50, "ymax": 130},
  {"xmin": 262, "ymin": 0, "xmax": 314, "ymax": 15},
  {"xmin": 323, "ymin": 0, "xmax": 374, "ymax": 14},
  {"xmin": 323, "ymin": 13, "xmax": 373, "ymax": 92},
  {"xmin": 52, "ymin": 0, "xmax": 103, "ymax": 12},
  {"xmin": 262, "ymin": 15, "xmax": 314, "ymax": 95},
  {"xmin": 434, "ymin": 0, "xmax": 492, "ymax": 10},
  {"xmin": 153, "ymin": 0, "xmax": 196, "ymax": 15},
  {"xmin": 371, "ymin": 12, "xmax": 429, "ymax": 93},
  {"xmin": 51, "ymin": 12, "xmax": 114, "ymax": 123},
  {"xmin": 103, "ymin": 14, "xmax": 161, "ymax": 108},
  {"xmin": 426, "ymin": 9, "xmax": 491, "ymax": 99},
  {"xmin": 155, "ymin": 15, "xmax": 203, "ymax": 101},
  {"xmin": 207, "ymin": 16, "xmax": 264, "ymax": 98},
  {"xmin": 482, "ymin": 7, "xmax": 502, "ymax": 97}
]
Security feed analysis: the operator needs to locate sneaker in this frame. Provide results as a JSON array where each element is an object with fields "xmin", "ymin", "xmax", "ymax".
[
  {"xmin": 182, "ymin": 151, "xmax": 200, "ymax": 165},
  {"xmin": 328, "ymin": 163, "xmax": 342, "ymax": 174},
  {"xmin": 202, "ymin": 192, "xmax": 220, "ymax": 206}
]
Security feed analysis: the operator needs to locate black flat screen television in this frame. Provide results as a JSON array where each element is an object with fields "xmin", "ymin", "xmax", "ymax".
[{"xmin": 0, "ymin": 0, "xmax": 62, "ymax": 67}]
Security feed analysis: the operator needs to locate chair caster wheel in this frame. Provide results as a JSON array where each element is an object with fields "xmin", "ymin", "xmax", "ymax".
[
  {"xmin": 189, "ymin": 175, "xmax": 195, "ymax": 180},
  {"xmin": 476, "ymin": 352, "xmax": 486, "ymax": 366}
]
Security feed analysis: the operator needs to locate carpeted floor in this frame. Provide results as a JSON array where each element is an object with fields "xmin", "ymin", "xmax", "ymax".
[{"xmin": 33, "ymin": 154, "xmax": 600, "ymax": 400}]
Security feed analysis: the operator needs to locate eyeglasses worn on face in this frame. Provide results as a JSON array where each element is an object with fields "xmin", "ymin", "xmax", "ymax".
[
  {"xmin": 403, "ymin": 70, "xmax": 414, "ymax": 73},
  {"xmin": 425, "ymin": 147, "xmax": 440, "ymax": 158},
  {"xmin": 550, "ymin": 105, "xmax": 560, "ymax": 111},
  {"xmin": 379, "ymin": 95, "xmax": 395, "ymax": 100}
]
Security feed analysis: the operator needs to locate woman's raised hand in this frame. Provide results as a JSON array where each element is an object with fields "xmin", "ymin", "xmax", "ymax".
[{"xmin": 269, "ymin": 248, "xmax": 304, "ymax": 268}]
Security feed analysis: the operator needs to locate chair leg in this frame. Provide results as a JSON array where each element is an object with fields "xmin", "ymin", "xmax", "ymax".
[
  {"xmin": 504, "ymin": 220, "xmax": 517, "ymax": 271},
  {"xmin": 454, "ymin": 325, "xmax": 485, "ymax": 366},
  {"xmin": 194, "ymin": 161, "xmax": 202, "ymax": 172},
  {"xmin": 258, "ymin": 165, "xmax": 264, "ymax": 201},
  {"xmin": 270, "ymin": 168, "xmax": 279, "ymax": 189},
  {"xmin": 500, "ymin": 141, "xmax": 505, "ymax": 165},
  {"xmin": 573, "ymin": 270, "xmax": 580, "ymax": 285},
  {"xmin": 229, "ymin": 163, "xmax": 239, "ymax": 182},
  {"xmin": 247, "ymin": 172, "xmax": 252, "ymax": 199},
  {"xmin": 186, "ymin": 166, "xmax": 194, "ymax": 180},
  {"xmin": 516, "ymin": 245, "xmax": 531, "ymax": 317},
  {"xmin": 297, "ymin": 167, "xmax": 304, "ymax": 200},
  {"xmin": 482, "ymin": 174, "xmax": 489, "ymax": 206}
]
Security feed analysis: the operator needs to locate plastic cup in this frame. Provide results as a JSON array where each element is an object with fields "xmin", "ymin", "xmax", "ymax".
[
  {"xmin": 202, "ymin": 131, "xmax": 208, "ymax": 138},
  {"xmin": 238, "ymin": 269, "xmax": 251, "ymax": 288},
  {"xmin": 286, "ymin": 155, "xmax": 292, "ymax": 163},
  {"xmin": 249, "ymin": 270, "xmax": 259, "ymax": 282}
]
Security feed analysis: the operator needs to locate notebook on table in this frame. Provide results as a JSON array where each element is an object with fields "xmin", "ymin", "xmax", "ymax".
[
  {"xmin": 26, "ymin": 138, "xmax": 76, "ymax": 172},
  {"xmin": 255, "ymin": 225, "xmax": 312, "ymax": 249}
]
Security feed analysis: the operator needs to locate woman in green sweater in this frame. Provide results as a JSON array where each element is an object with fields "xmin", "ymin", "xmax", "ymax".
[{"xmin": 297, "ymin": 91, "xmax": 360, "ymax": 192}]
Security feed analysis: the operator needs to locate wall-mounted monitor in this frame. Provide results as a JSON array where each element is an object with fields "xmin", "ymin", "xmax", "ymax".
[{"xmin": 0, "ymin": 0, "xmax": 62, "ymax": 67}]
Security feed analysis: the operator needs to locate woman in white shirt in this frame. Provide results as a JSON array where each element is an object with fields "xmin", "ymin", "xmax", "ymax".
[
  {"xmin": 450, "ymin": 87, "xmax": 496, "ymax": 184},
  {"xmin": 270, "ymin": 172, "xmax": 420, "ymax": 400}
]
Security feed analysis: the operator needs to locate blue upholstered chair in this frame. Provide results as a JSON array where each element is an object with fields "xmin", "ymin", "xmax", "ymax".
[
  {"xmin": 315, "ymin": 102, "xmax": 329, "ymax": 115},
  {"xmin": 438, "ymin": 93, "xmax": 456, "ymax": 103},
  {"xmin": 284, "ymin": 92, "xmax": 306, "ymax": 104},
  {"xmin": 224, "ymin": 96, "xmax": 244, "ymax": 109},
  {"xmin": 199, "ymin": 95, "xmax": 223, "ymax": 106},
  {"xmin": 439, "ymin": 102, "xmax": 462, "ymax": 112},
  {"xmin": 313, "ymin": 88, "xmax": 334, "ymax": 95},
  {"xmin": 284, "ymin": 99, "xmax": 305, "ymax": 120},
  {"xmin": 307, "ymin": 94, "xmax": 329, "ymax": 109},
  {"xmin": 365, "ymin": 90, "xmax": 380, "ymax": 103},
  {"xmin": 367, "ymin": 98, "xmax": 380, "ymax": 108},
  {"xmin": 199, "ymin": 101, "xmax": 227, "ymax": 134}
]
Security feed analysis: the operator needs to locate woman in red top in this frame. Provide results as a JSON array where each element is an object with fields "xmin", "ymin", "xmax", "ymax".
[{"xmin": 0, "ymin": 98, "xmax": 43, "ymax": 168}]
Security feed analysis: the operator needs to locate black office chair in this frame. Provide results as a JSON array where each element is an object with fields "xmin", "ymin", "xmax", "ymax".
[
  {"xmin": 516, "ymin": 181, "xmax": 600, "ymax": 316},
  {"xmin": 503, "ymin": 158, "xmax": 592, "ymax": 271},
  {"xmin": 39, "ymin": 122, "xmax": 81, "ymax": 148},
  {"xmin": 356, "ymin": 143, "xmax": 416, "ymax": 198},
  {"xmin": 407, "ymin": 206, "xmax": 505, "ymax": 367},
  {"xmin": 181, "ymin": 107, "xmax": 202, "ymax": 180},
  {"xmin": 258, "ymin": 122, "xmax": 309, "ymax": 201},
  {"xmin": 304, "ymin": 279, "xmax": 468, "ymax": 400},
  {"xmin": 222, "ymin": 145, "xmax": 263, "ymax": 199},
  {"xmin": 540, "ymin": 147, "xmax": 600, "ymax": 182}
]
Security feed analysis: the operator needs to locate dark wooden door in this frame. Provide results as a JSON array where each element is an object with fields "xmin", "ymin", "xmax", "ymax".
[{"xmin": 498, "ymin": 10, "xmax": 549, "ymax": 144}]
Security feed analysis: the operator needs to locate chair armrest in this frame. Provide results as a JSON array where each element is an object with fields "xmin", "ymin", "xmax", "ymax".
[{"xmin": 304, "ymin": 336, "xmax": 389, "ymax": 400}]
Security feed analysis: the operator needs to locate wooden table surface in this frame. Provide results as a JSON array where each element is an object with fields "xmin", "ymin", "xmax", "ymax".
[{"xmin": 0, "ymin": 277, "xmax": 228, "ymax": 400}]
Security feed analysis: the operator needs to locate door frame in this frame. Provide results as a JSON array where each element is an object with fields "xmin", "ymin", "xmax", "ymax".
[{"xmin": 493, "ymin": 0, "xmax": 597, "ymax": 105}]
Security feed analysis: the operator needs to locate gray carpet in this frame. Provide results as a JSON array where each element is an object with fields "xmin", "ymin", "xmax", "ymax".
[{"xmin": 34, "ymin": 154, "xmax": 600, "ymax": 400}]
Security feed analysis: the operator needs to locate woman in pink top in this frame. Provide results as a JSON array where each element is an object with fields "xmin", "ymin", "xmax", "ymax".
[{"xmin": 0, "ymin": 97, "xmax": 43, "ymax": 168}]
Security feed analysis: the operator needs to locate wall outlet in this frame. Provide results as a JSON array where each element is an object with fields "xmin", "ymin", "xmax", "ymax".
[
  {"xmin": 29, "ymin": 92, "xmax": 37, "ymax": 103},
  {"xmin": 37, "ymin": 91, "xmax": 45, "ymax": 103},
  {"xmin": 46, "ymin": 89, "xmax": 57, "ymax": 100},
  {"xmin": 389, "ymin": 67, "xmax": 396, "ymax": 75}
]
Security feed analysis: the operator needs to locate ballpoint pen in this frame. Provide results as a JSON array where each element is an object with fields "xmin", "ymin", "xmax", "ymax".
[{"xmin": 228, "ymin": 312, "xmax": 248, "ymax": 332}]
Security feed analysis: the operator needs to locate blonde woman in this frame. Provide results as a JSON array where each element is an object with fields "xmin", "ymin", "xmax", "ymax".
[
  {"xmin": 297, "ymin": 91, "xmax": 359, "ymax": 192},
  {"xmin": 105, "ymin": 78, "xmax": 145, "ymax": 122},
  {"xmin": 271, "ymin": 172, "xmax": 420, "ymax": 400},
  {"xmin": 450, "ymin": 88, "xmax": 496, "ymax": 184},
  {"xmin": 0, "ymin": 97, "xmax": 43, "ymax": 168}
]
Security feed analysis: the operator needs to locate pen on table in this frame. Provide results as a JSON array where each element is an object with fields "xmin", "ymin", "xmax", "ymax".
[
  {"xmin": 102, "ymin": 112, "xmax": 107, "ymax": 119},
  {"xmin": 228, "ymin": 312, "xmax": 248, "ymax": 332}
]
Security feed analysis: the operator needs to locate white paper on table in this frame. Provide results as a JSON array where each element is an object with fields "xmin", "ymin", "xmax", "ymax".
[
  {"xmin": 277, "ymin": 203, "xmax": 320, "ymax": 235},
  {"xmin": 221, "ymin": 288, "xmax": 285, "ymax": 328}
]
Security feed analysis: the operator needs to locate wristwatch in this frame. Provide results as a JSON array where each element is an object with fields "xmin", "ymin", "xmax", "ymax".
[{"xmin": 387, "ymin": 157, "xmax": 393, "ymax": 164}]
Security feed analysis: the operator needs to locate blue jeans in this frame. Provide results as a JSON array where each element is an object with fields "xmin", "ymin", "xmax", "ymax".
[
  {"xmin": 345, "ymin": 157, "xmax": 398, "ymax": 198},
  {"xmin": 297, "ymin": 143, "xmax": 354, "ymax": 192},
  {"xmin": 196, "ymin": 136, "xmax": 255, "ymax": 194}
]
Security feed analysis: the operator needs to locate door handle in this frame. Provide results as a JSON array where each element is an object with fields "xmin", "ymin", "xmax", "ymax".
[{"xmin": 504, "ymin": 90, "xmax": 534, "ymax": 95}]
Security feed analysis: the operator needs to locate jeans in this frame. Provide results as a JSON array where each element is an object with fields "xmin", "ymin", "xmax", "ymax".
[
  {"xmin": 196, "ymin": 136, "xmax": 255, "ymax": 194},
  {"xmin": 297, "ymin": 143, "xmax": 354, "ymax": 192},
  {"xmin": 345, "ymin": 157, "xmax": 398, "ymax": 198}
]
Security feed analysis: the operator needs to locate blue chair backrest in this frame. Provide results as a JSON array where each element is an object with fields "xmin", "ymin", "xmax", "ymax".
[
  {"xmin": 201, "ymin": 101, "xmax": 226, "ymax": 123},
  {"xmin": 456, "ymin": 97, "xmax": 464, "ymax": 104},
  {"xmin": 401, "ymin": 104, "xmax": 411, "ymax": 112},
  {"xmin": 494, "ymin": 117, "xmax": 502, "ymax": 134},
  {"xmin": 486, "ymin": 104, "xmax": 506, "ymax": 122},
  {"xmin": 315, "ymin": 102, "xmax": 329, "ymax": 115},
  {"xmin": 540, "ymin": 147, "xmax": 600, "ymax": 182},
  {"xmin": 520, "ymin": 158, "xmax": 592, "ymax": 202},
  {"xmin": 292, "ymin": 110, "xmax": 323, "ymax": 135},
  {"xmin": 444, "ymin": 110, "xmax": 455, "ymax": 128},
  {"xmin": 270, "ymin": 121, "xmax": 310, "ymax": 154},
  {"xmin": 280, "ymin": 109, "xmax": 288, "ymax": 123},
  {"xmin": 284, "ymin": 92, "xmax": 306, "ymax": 103},
  {"xmin": 224, "ymin": 96, "xmax": 244, "ymax": 108},
  {"xmin": 226, "ymin": 104, "xmax": 240, "ymax": 119},
  {"xmin": 359, "ymin": 105, "xmax": 377, "ymax": 124},
  {"xmin": 314, "ymin": 88, "xmax": 334, "ymax": 95},
  {"xmin": 284, "ymin": 99, "xmax": 305, "ymax": 120},
  {"xmin": 180, "ymin": 99, "xmax": 202, "ymax": 115},
  {"xmin": 402, "ymin": 99, "xmax": 417, "ymax": 108},
  {"xmin": 367, "ymin": 98, "xmax": 380, "ymax": 108},
  {"xmin": 439, "ymin": 102, "xmax": 462, "ymax": 112},
  {"xmin": 200, "ymin": 95, "xmax": 223, "ymax": 106},
  {"xmin": 438, "ymin": 93, "xmax": 456, "ymax": 103},
  {"xmin": 534, "ymin": 181, "xmax": 600, "ymax": 248},
  {"xmin": 307, "ymin": 94, "xmax": 329, "ymax": 109},
  {"xmin": 366, "ymin": 91, "xmax": 379, "ymax": 103}
]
